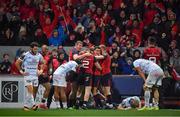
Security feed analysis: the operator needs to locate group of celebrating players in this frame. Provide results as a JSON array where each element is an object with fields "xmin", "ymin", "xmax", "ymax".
[
  {"xmin": 15, "ymin": 38, "xmax": 168, "ymax": 111},
  {"xmin": 15, "ymin": 41, "xmax": 115, "ymax": 111}
]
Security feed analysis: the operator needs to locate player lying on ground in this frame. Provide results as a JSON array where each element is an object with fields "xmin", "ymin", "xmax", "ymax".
[{"xmin": 117, "ymin": 96, "xmax": 141, "ymax": 110}]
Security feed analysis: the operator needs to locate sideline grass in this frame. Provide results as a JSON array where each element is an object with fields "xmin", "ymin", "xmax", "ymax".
[{"xmin": 0, "ymin": 109, "xmax": 180, "ymax": 116}]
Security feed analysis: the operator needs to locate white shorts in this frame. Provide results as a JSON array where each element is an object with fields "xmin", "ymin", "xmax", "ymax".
[
  {"xmin": 145, "ymin": 68, "xmax": 164, "ymax": 88},
  {"xmin": 24, "ymin": 78, "xmax": 39, "ymax": 87},
  {"xmin": 53, "ymin": 74, "xmax": 67, "ymax": 87}
]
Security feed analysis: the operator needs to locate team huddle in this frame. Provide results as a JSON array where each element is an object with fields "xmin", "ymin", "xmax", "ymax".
[{"xmin": 15, "ymin": 41, "xmax": 165, "ymax": 111}]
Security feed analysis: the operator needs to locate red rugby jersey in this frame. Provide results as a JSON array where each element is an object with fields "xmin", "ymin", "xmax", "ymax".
[
  {"xmin": 143, "ymin": 47, "xmax": 161, "ymax": 64},
  {"xmin": 101, "ymin": 54, "xmax": 111, "ymax": 75},
  {"xmin": 82, "ymin": 55, "xmax": 97, "ymax": 74}
]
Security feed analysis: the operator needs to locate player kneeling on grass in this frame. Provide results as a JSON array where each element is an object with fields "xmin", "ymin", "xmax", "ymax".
[
  {"xmin": 133, "ymin": 59, "xmax": 165, "ymax": 110},
  {"xmin": 117, "ymin": 96, "xmax": 141, "ymax": 110},
  {"xmin": 53, "ymin": 60, "xmax": 81, "ymax": 109}
]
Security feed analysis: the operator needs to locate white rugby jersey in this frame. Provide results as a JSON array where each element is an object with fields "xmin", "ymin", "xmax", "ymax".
[
  {"xmin": 133, "ymin": 59, "xmax": 162, "ymax": 74},
  {"xmin": 20, "ymin": 51, "xmax": 43, "ymax": 76},
  {"xmin": 54, "ymin": 61, "xmax": 78, "ymax": 75},
  {"xmin": 121, "ymin": 96, "xmax": 141, "ymax": 108}
]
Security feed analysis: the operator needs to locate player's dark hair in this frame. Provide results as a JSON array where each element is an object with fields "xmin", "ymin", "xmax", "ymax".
[
  {"xmin": 30, "ymin": 42, "xmax": 39, "ymax": 48},
  {"xmin": 3, "ymin": 53, "xmax": 9, "ymax": 58},
  {"xmin": 148, "ymin": 36, "xmax": 156, "ymax": 45},
  {"xmin": 75, "ymin": 59, "xmax": 82, "ymax": 65},
  {"xmin": 75, "ymin": 41, "xmax": 83, "ymax": 46},
  {"xmin": 94, "ymin": 46, "xmax": 101, "ymax": 50}
]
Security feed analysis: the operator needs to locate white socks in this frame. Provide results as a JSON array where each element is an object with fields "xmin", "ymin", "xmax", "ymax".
[
  {"xmin": 55, "ymin": 101, "xmax": 60, "ymax": 108},
  {"xmin": 62, "ymin": 102, "xmax": 67, "ymax": 109},
  {"xmin": 55, "ymin": 101, "xmax": 67, "ymax": 109},
  {"xmin": 144, "ymin": 90, "xmax": 150, "ymax": 107},
  {"xmin": 24, "ymin": 89, "xmax": 35, "ymax": 108}
]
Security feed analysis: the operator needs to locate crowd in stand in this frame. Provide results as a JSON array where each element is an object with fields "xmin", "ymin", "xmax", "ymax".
[{"xmin": 0, "ymin": 0, "xmax": 180, "ymax": 75}]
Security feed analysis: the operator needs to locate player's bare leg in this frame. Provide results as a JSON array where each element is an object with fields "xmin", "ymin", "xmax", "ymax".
[
  {"xmin": 103, "ymin": 86, "xmax": 113, "ymax": 108},
  {"xmin": 33, "ymin": 86, "xmax": 38, "ymax": 100},
  {"xmin": 60, "ymin": 87, "xmax": 67, "ymax": 109},
  {"xmin": 82, "ymin": 86, "xmax": 92, "ymax": 109},
  {"xmin": 38, "ymin": 82, "xmax": 50, "ymax": 109},
  {"xmin": 54, "ymin": 86, "xmax": 60, "ymax": 109},
  {"xmin": 152, "ymin": 87, "xmax": 159, "ymax": 110},
  {"xmin": 68, "ymin": 82, "xmax": 78, "ymax": 108},
  {"xmin": 93, "ymin": 87, "xmax": 104, "ymax": 108},
  {"xmin": 75, "ymin": 85, "xmax": 84, "ymax": 108},
  {"xmin": 24, "ymin": 85, "xmax": 38, "ymax": 111},
  {"xmin": 138, "ymin": 86, "xmax": 151, "ymax": 110},
  {"xmin": 42, "ymin": 83, "xmax": 50, "ymax": 104}
]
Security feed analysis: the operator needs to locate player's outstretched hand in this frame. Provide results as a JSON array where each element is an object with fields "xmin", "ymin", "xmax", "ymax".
[
  {"xmin": 85, "ymin": 52, "xmax": 92, "ymax": 56},
  {"xmin": 37, "ymin": 69, "xmax": 43, "ymax": 76},
  {"xmin": 20, "ymin": 70, "xmax": 29, "ymax": 76}
]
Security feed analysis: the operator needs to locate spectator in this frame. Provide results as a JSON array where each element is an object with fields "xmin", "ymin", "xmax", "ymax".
[
  {"xmin": 0, "ymin": 53, "xmax": 12, "ymax": 74},
  {"xmin": 11, "ymin": 49, "xmax": 25, "ymax": 75},
  {"xmin": 19, "ymin": 0, "xmax": 36, "ymax": 21},
  {"xmin": 143, "ymin": 1, "xmax": 159, "ymax": 26},
  {"xmin": 80, "ymin": 9, "xmax": 93, "ymax": 30},
  {"xmin": 87, "ymin": 21, "xmax": 101, "ymax": 46},
  {"xmin": 39, "ymin": 7, "xmax": 58, "ymax": 39},
  {"xmin": 74, "ymin": 23, "xmax": 85, "ymax": 42},
  {"xmin": 177, "ymin": 34, "xmax": 180, "ymax": 50},
  {"xmin": 131, "ymin": 19, "xmax": 143, "ymax": 47},
  {"xmin": 119, "ymin": 27, "xmax": 136, "ymax": 47},
  {"xmin": 121, "ymin": 40, "xmax": 134, "ymax": 58},
  {"xmin": 48, "ymin": 29, "xmax": 65, "ymax": 46},
  {"xmin": 128, "ymin": 0, "xmax": 143, "ymax": 20},
  {"xmin": 108, "ymin": 26, "xmax": 122, "ymax": 46},
  {"xmin": 118, "ymin": 57, "xmax": 134, "ymax": 75},
  {"xmin": 16, "ymin": 26, "xmax": 32, "ymax": 46},
  {"xmin": 105, "ymin": 18, "xmax": 116, "ymax": 39},
  {"xmin": 109, "ymin": 42, "xmax": 121, "ymax": 58},
  {"xmin": 65, "ymin": 32, "xmax": 77, "ymax": 46},
  {"xmin": 0, "ymin": 27, "xmax": 16, "ymax": 45},
  {"xmin": 57, "ymin": 45, "xmax": 69, "ymax": 61},
  {"xmin": 169, "ymin": 49, "xmax": 180, "ymax": 74},
  {"xmin": 116, "ymin": 10, "xmax": 128, "ymax": 31},
  {"xmin": 33, "ymin": 27, "xmax": 48, "ymax": 46},
  {"xmin": 167, "ymin": 40, "xmax": 178, "ymax": 58},
  {"xmin": 111, "ymin": 51, "xmax": 120, "ymax": 75},
  {"xmin": 132, "ymin": 49, "xmax": 141, "ymax": 61},
  {"xmin": 58, "ymin": 52, "xmax": 67, "ymax": 65}
]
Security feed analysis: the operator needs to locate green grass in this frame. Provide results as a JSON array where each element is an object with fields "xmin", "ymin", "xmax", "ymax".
[{"xmin": 0, "ymin": 109, "xmax": 180, "ymax": 116}]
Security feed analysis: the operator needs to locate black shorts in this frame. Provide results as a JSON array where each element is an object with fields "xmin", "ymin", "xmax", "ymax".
[
  {"xmin": 93, "ymin": 75, "xmax": 101, "ymax": 87},
  {"xmin": 38, "ymin": 75, "xmax": 49, "ymax": 84},
  {"xmin": 68, "ymin": 72, "xmax": 79, "ymax": 82},
  {"xmin": 78, "ymin": 73, "xmax": 92, "ymax": 86},
  {"xmin": 101, "ymin": 73, "xmax": 112, "ymax": 87}
]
